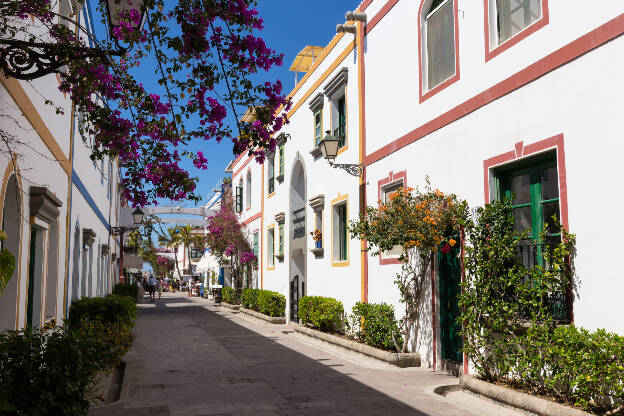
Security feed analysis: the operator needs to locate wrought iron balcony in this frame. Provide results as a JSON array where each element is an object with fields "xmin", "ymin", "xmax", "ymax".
[{"xmin": 292, "ymin": 207, "xmax": 305, "ymax": 239}]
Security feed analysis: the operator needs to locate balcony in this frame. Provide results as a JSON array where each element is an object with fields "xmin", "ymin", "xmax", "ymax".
[{"xmin": 292, "ymin": 207, "xmax": 305, "ymax": 239}]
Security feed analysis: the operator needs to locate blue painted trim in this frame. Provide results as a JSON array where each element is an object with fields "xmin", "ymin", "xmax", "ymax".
[
  {"xmin": 72, "ymin": 170, "xmax": 110, "ymax": 232},
  {"xmin": 83, "ymin": 1, "xmax": 96, "ymax": 47}
]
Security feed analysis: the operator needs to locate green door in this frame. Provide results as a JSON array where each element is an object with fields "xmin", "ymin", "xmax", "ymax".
[{"xmin": 439, "ymin": 238, "xmax": 462, "ymax": 363}]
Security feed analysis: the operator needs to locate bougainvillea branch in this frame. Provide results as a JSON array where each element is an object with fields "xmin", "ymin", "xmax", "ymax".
[{"xmin": 0, "ymin": 0, "xmax": 291, "ymax": 206}]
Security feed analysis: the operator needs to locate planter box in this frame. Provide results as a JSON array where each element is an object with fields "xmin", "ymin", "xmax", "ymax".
[
  {"xmin": 459, "ymin": 375, "xmax": 591, "ymax": 416},
  {"xmin": 294, "ymin": 324, "xmax": 420, "ymax": 367},
  {"xmin": 240, "ymin": 307, "xmax": 286, "ymax": 324},
  {"xmin": 221, "ymin": 302, "xmax": 240, "ymax": 310}
]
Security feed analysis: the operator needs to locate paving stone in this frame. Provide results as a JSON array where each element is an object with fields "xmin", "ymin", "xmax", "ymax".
[{"xmin": 90, "ymin": 293, "xmax": 521, "ymax": 416}]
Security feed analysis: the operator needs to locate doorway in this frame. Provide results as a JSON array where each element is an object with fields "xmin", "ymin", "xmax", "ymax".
[{"xmin": 438, "ymin": 237, "xmax": 463, "ymax": 363}]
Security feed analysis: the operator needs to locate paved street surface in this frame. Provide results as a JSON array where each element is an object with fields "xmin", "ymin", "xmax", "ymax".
[{"xmin": 91, "ymin": 292, "xmax": 521, "ymax": 416}]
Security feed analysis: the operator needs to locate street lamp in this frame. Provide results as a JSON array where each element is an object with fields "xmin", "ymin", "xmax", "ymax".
[
  {"xmin": 318, "ymin": 131, "xmax": 363, "ymax": 177},
  {"xmin": 110, "ymin": 207, "xmax": 145, "ymax": 284},
  {"xmin": 105, "ymin": 0, "xmax": 147, "ymax": 33}
]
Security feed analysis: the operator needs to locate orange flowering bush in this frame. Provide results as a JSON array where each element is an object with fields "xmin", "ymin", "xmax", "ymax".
[{"xmin": 350, "ymin": 178, "xmax": 468, "ymax": 352}]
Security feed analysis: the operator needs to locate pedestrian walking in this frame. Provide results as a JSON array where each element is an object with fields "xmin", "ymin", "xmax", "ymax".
[{"xmin": 147, "ymin": 275, "xmax": 157, "ymax": 302}]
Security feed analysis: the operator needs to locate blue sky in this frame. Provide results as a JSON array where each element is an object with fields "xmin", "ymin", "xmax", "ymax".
[
  {"xmin": 168, "ymin": 1, "xmax": 361, "ymax": 208},
  {"xmin": 87, "ymin": 0, "xmax": 359, "ymax": 209}
]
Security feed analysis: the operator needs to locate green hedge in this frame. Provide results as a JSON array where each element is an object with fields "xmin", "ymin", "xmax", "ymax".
[
  {"xmin": 257, "ymin": 291, "xmax": 286, "ymax": 317},
  {"xmin": 241, "ymin": 288, "xmax": 260, "ymax": 309},
  {"xmin": 67, "ymin": 294, "xmax": 137, "ymax": 331},
  {"xmin": 0, "ymin": 328, "xmax": 108, "ymax": 415},
  {"xmin": 349, "ymin": 302, "xmax": 402, "ymax": 351},
  {"xmin": 240, "ymin": 288, "xmax": 285, "ymax": 317},
  {"xmin": 298, "ymin": 296, "xmax": 344, "ymax": 332},
  {"xmin": 112, "ymin": 282, "xmax": 139, "ymax": 300},
  {"xmin": 222, "ymin": 286, "xmax": 238, "ymax": 304}
]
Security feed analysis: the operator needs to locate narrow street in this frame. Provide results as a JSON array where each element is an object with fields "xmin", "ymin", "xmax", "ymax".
[{"xmin": 90, "ymin": 293, "xmax": 521, "ymax": 416}]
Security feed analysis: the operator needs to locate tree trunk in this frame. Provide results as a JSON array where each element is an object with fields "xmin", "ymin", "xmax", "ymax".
[{"xmin": 173, "ymin": 247, "xmax": 182, "ymax": 279}]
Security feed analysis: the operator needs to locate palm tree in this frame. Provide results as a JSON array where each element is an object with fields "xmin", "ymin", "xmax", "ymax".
[
  {"xmin": 158, "ymin": 227, "xmax": 183, "ymax": 279},
  {"xmin": 177, "ymin": 225, "xmax": 196, "ymax": 275}
]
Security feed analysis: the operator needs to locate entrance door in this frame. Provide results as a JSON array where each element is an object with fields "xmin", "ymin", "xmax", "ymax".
[
  {"xmin": 438, "ymin": 238, "xmax": 462, "ymax": 363},
  {"xmin": 290, "ymin": 274, "xmax": 305, "ymax": 322}
]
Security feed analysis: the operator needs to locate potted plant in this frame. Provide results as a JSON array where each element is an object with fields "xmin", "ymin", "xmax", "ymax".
[{"xmin": 310, "ymin": 229, "xmax": 322, "ymax": 248}]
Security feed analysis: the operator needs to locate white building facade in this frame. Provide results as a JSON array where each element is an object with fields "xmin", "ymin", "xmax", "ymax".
[
  {"xmin": 228, "ymin": 0, "xmax": 624, "ymax": 373},
  {"xmin": 0, "ymin": 0, "xmax": 124, "ymax": 331}
]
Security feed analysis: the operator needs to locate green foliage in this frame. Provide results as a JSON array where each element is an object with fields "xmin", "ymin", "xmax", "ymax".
[
  {"xmin": 222, "ymin": 286, "xmax": 239, "ymax": 304},
  {"xmin": 298, "ymin": 296, "xmax": 344, "ymax": 332},
  {"xmin": 241, "ymin": 288, "xmax": 260, "ymax": 309},
  {"xmin": 457, "ymin": 199, "xmax": 623, "ymax": 413},
  {"xmin": 348, "ymin": 302, "xmax": 402, "ymax": 352},
  {"xmin": 0, "ymin": 230, "xmax": 15, "ymax": 298},
  {"xmin": 112, "ymin": 282, "xmax": 139, "ymax": 301},
  {"xmin": 349, "ymin": 179, "xmax": 468, "ymax": 352},
  {"xmin": 0, "ymin": 327, "xmax": 110, "ymax": 416},
  {"xmin": 257, "ymin": 291, "xmax": 286, "ymax": 318},
  {"xmin": 67, "ymin": 295, "xmax": 137, "ymax": 331}
]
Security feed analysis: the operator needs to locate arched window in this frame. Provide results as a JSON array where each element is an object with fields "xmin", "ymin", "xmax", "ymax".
[
  {"xmin": 0, "ymin": 174, "xmax": 21, "ymax": 330},
  {"xmin": 246, "ymin": 171, "xmax": 251, "ymax": 209},
  {"xmin": 419, "ymin": 0, "xmax": 459, "ymax": 98}
]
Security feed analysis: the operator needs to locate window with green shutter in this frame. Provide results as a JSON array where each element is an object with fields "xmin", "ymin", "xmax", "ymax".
[
  {"xmin": 253, "ymin": 232, "xmax": 259, "ymax": 257},
  {"xmin": 267, "ymin": 228, "xmax": 275, "ymax": 268},
  {"xmin": 267, "ymin": 155, "xmax": 274, "ymax": 194},
  {"xmin": 314, "ymin": 110, "xmax": 322, "ymax": 147},
  {"xmin": 496, "ymin": 152, "xmax": 569, "ymax": 322},
  {"xmin": 279, "ymin": 144, "xmax": 284, "ymax": 176},
  {"xmin": 334, "ymin": 96, "xmax": 346, "ymax": 149},
  {"xmin": 279, "ymin": 223, "xmax": 284, "ymax": 256}
]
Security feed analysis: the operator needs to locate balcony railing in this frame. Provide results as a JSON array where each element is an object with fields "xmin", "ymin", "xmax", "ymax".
[
  {"xmin": 514, "ymin": 241, "xmax": 571, "ymax": 323},
  {"xmin": 292, "ymin": 207, "xmax": 305, "ymax": 239}
]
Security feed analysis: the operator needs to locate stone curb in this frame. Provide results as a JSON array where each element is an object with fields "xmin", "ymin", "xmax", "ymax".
[
  {"xmin": 220, "ymin": 302, "xmax": 240, "ymax": 310},
  {"xmin": 293, "ymin": 324, "xmax": 420, "ymax": 368},
  {"xmin": 459, "ymin": 375, "xmax": 591, "ymax": 416},
  {"xmin": 239, "ymin": 307, "xmax": 286, "ymax": 324}
]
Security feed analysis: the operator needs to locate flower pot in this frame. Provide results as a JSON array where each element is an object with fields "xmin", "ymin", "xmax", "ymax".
[{"xmin": 315, "ymin": 240, "xmax": 322, "ymax": 249}]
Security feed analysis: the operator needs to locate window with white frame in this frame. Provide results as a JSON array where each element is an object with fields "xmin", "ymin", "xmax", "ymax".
[
  {"xmin": 323, "ymin": 68, "xmax": 348, "ymax": 150},
  {"xmin": 492, "ymin": 0, "xmax": 542, "ymax": 45},
  {"xmin": 423, "ymin": 0, "xmax": 456, "ymax": 91},
  {"xmin": 246, "ymin": 171, "xmax": 251, "ymax": 209}
]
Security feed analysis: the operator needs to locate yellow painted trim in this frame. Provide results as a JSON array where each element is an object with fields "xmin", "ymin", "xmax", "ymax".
[
  {"xmin": 267, "ymin": 192, "xmax": 275, "ymax": 199},
  {"xmin": 330, "ymin": 193, "xmax": 350, "ymax": 267},
  {"xmin": 0, "ymin": 77, "xmax": 71, "ymax": 175},
  {"xmin": 284, "ymin": 31, "xmax": 349, "ymax": 109},
  {"xmin": 266, "ymin": 224, "xmax": 275, "ymax": 271},
  {"xmin": 357, "ymin": 21, "xmax": 367, "ymax": 302},
  {"xmin": 286, "ymin": 42, "xmax": 356, "ymax": 121},
  {"xmin": 337, "ymin": 86, "xmax": 349, "ymax": 156},
  {"xmin": 0, "ymin": 159, "xmax": 24, "ymax": 329}
]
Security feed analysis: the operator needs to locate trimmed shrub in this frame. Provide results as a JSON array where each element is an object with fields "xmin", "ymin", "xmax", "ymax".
[
  {"xmin": 222, "ymin": 286, "xmax": 239, "ymax": 304},
  {"xmin": 67, "ymin": 294, "xmax": 137, "ymax": 331},
  {"xmin": 241, "ymin": 288, "xmax": 260, "ymax": 310},
  {"xmin": 257, "ymin": 291, "xmax": 286, "ymax": 317},
  {"xmin": 112, "ymin": 282, "xmax": 139, "ymax": 301},
  {"xmin": 298, "ymin": 296, "xmax": 344, "ymax": 332},
  {"xmin": 349, "ymin": 302, "xmax": 402, "ymax": 351},
  {"xmin": 0, "ymin": 327, "xmax": 111, "ymax": 416}
]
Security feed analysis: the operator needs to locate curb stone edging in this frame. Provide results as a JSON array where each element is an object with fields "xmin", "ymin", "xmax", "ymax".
[
  {"xmin": 220, "ymin": 302, "xmax": 240, "ymax": 310},
  {"xmin": 240, "ymin": 307, "xmax": 286, "ymax": 324},
  {"xmin": 459, "ymin": 375, "xmax": 592, "ymax": 416},
  {"xmin": 293, "ymin": 324, "xmax": 420, "ymax": 367}
]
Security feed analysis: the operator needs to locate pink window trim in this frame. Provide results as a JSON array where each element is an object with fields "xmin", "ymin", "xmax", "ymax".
[
  {"xmin": 377, "ymin": 170, "xmax": 407, "ymax": 265},
  {"xmin": 418, "ymin": 0, "xmax": 461, "ymax": 103},
  {"xmin": 483, "ymin": 0, "xmax": 550, "ymax": 62},
  {"xmin": 482, "ymin": 133, "xmax": 569, "ymax": 232}
]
